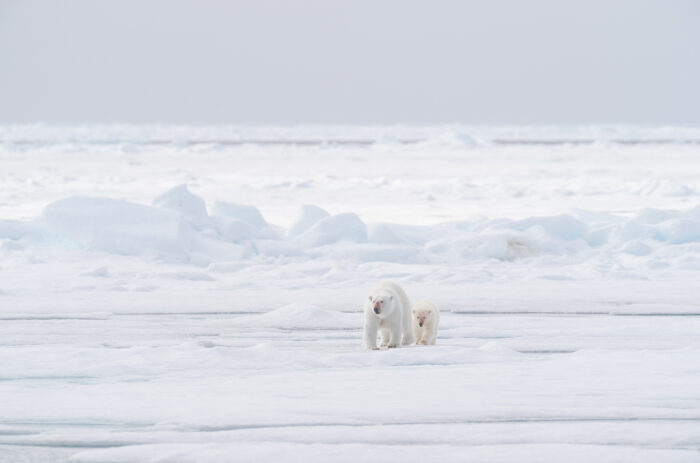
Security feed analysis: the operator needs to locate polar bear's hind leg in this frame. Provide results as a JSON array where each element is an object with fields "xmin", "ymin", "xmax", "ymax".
[
  {"xmin": 380, "ymin": 329, "xmax": 391, "ymax": 347},
  {"xmin": 387, "ymin": 325, "xmax": 401, "ymax": 348}
]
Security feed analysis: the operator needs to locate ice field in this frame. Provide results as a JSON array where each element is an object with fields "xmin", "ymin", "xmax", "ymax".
[{"xmin": 1, "ymin": 125, "xmax": 700, "ymax": 462}]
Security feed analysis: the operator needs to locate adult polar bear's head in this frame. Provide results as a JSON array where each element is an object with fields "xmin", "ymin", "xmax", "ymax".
[{"xmin": 367, "ymin": 289, "xmax": 397, "ymax": 319}]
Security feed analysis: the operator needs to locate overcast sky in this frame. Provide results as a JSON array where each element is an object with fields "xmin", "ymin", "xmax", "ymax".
[{"xmin": 0, "ymin": 0, "xmax": 698, "ymax": 125}]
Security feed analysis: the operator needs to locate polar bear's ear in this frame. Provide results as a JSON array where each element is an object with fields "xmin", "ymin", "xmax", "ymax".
[
  {"xmin": 368, "ymin": 295, "xmax": 372, "ymax": 301},
  {"xmin": 390, "ymin": 295, "xmax": 393, "ymax": 300},
  {"xmin": 412, "ymin": 309, "xmax": 415, "ymax": 314}
]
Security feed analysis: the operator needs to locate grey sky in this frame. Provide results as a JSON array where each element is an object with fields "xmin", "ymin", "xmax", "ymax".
[{"xmin": 1, "ymin": 0, "xmax": 698, "ymax": 125}]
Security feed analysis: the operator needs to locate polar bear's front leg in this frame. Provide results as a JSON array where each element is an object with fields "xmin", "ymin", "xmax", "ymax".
[{"xmin": 364, "ymin": 317, "xmax": 379, "ymax": 350}]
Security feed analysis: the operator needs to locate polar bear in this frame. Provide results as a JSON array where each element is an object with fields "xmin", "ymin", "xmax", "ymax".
[
  {"xmin": 363, "ymin": 281, "xmax": 414, "ymax": 349},
  {"xmin": 412, "ymin": 300, "xmax": 439, "ymax": 345}
]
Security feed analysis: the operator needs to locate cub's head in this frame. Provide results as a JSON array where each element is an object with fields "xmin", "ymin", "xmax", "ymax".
[
  {"xmin": 412, "ymin": 309, "xmax": 432, "ymax": 327},
  {"xmin": 368, "ymin": 291, "xmax": 394, "ymax": 318}
]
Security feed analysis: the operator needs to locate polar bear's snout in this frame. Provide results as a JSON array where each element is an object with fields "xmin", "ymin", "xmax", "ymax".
[{"xmin": 373, "ymin": 300, "xmax": 381, "ymax": 314}]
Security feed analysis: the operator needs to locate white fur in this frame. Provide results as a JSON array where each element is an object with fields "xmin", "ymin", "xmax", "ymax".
[
  {"xmin": 363, "ymin": 281, "xmax": 414, "ymax": 349},
  {"xmin": 412, "ymin": 300, "xmax": 439, "ymax": 345}
]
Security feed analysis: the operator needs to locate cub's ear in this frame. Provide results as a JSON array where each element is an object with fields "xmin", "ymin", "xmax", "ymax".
[
  {"xmin": 390, "ymin": 295, "xmax": 394, "ymax": 300},
  {"xmin": 412, "ymin": 309, "xmax": 415, "ymax": 314},
  {"xmin": 368, "ymin": 295, "xmax": 372, "ymax": 301}
]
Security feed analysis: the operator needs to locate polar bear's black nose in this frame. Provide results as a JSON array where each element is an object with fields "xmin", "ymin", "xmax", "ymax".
[
  {"xmin": 419, "ymin": 321, "xmax": 424, "ymax": 327},
  {"xmin": 374, "ymin": 307, "xmax": 380, "ymax": 314}
]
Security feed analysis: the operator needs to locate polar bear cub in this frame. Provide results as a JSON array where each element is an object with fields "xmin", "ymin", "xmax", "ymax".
[
  {"xmin": 364, "ymin": 281, "xmax": 415, "ymax": 349},
  {"xmin": 412, "ymin": 300, "xmax": 439, "ymax": 345}
]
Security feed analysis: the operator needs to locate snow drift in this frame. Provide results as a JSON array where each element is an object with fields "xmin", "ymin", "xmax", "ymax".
[
  {"xmin": 0, "ymin": 186, "xmax": 696, "ymax": 271},
  {"xmin": 41, "ymin": 197, "xmax": 193, "ymax": 256}
]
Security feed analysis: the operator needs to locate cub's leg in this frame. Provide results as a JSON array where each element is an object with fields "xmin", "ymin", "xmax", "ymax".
[{"xmin": 427, "ymin": 327, "xmax": 437, "ymax": 345}]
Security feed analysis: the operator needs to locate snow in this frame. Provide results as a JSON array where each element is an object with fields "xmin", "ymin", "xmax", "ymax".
[
  {"xmin": 232, "ymin": 303, "xmax": 358, "ymax": 330},
  {"xmin": 296, "ymin": 212, "xmax": 367, "ymax": 247},
  {"xmin": 287, "ymin": 205, "xmax": 329, "ymax": 238},
  {"xmin": 1, "ymin": 125, "xmax": 700, "ymax": 462},
  {"xmin": 210, "ymin": 201, "xmax": 268, "ymax": 229},
  {"xmin": 153, "ymin": 184, "xmax": 211, "ymax": 230},
  {"xmin": 41, "ymin": 197, "xmax": 193, "ymax": 257}
]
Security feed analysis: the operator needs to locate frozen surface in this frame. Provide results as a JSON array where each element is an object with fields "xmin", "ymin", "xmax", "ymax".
[{"xmin": 1, "ymin": 125, "xmax": 700, "ymax": 462}]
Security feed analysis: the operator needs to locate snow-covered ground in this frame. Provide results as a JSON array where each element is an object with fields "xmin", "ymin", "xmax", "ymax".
[{"xmin": 1, "ymin": 126, "xmax": 699, "ymax": 462}]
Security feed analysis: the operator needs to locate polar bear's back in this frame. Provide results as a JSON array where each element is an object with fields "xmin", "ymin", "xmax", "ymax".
[{"xmin": 373, "ymin": 281, "xmax": 411, "ymax": 312}]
